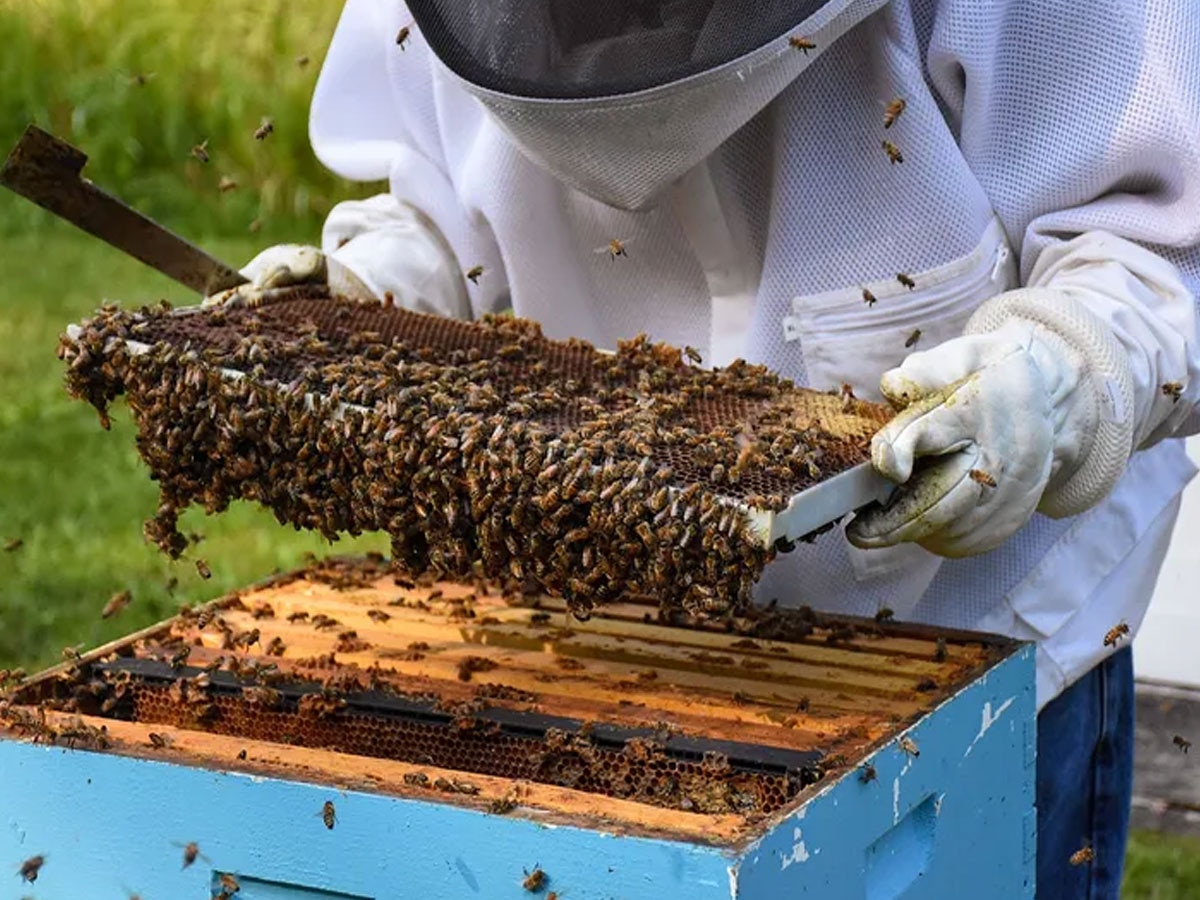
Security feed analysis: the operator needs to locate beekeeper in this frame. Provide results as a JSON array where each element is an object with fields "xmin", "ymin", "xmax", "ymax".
[{"xmin": 207, "ymin": 1, "xmax": 1200, "ymax": 894}]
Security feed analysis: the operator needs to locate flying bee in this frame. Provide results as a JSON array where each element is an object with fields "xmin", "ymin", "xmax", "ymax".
[
  {"xmin": 190, "ymin": 140, "xmax": 210, "ymax": 163},
  {"xmin": 862, "ymin": 287, "xmax": 877, "ymax": 307},
  {"xmin": 904, "ymin": 328, "xmax": 922, "ymax": 348},
  {"xmin": 102, "ymin": 589, "xmax": 132, "ymax": 619},
  {"xmin": 969, "ymin": 468, "xmax": 997, "ymax": 488},
  {"xmin": 882, "ymin": 139, "xmax": 903, "ymax": 164},
  {"xmin": 196, "ymin": 559, "xmax": 212, "ymax": 579},
  {"xmin": 254, "ymin": 117, "xmax": 274, "ymax": 141},
  {"xmin": 683, "ymin": 345, "xmax": 702, "ymax": 365},
  {"xmin": 897, "ymin": 272, "xmax": 916, "ymax": 289},
  {"xmin": 874, "ymin": 606, "xmax": 894, "ymax": 623},
  {"xmin": 218, "ymin": 874, "xmax": 241, "ymax": 895},
  {"xmin": 174, "ymin": 841, "xmax": 208, "ymax": 869},
  {"xmin": 129, "ymin": 72, "xmax": 155, "ymax": 86},
  {"xmin": 522, "ymin": 865, "xmax": 547, "ymax": 892},
  {"xmin": 934, "ymin": 637, "xmax": 948, "ymax": 662},
  {"xmin": 788, "ymin": 35, "xmax": 816, "ymax": 54},
  {"xmin": 218, "ymin": 176, "xmax": 238, "ymax": 193},
  {"xmin": 1103, "ymin": 621, "xmax": 1130, "ymax": 648},
  {"xmin": 396, "ymin": 24, "xmax": 412, "ymax": 49},
  {"xmin": 18, "ymin": 855, "xmax": 45, "ymax": 883},
  {"xmin": 1069, "ymin": 844, "xmax": 1095, "ymax": 866},
  {"xmin": 898, "ymin": 735, "xmax": 920, "ymax": 758},
  {"xmin": 466, "ymin": 265, "xmax": 484, "ymax": 284},
  {"xmin": 321, "ymin": 800, "xmax": 337, "ymax": 829},
  {"xmin": 296, "ymin": 54, "xmax": 310, "ymax": 67},
  {"xmin": 1162, "ymin": 381, "xmax": 1184, "ymax": 402},
  {"xmin": 883, "ymin": 97, "xmax": 907, "ymax": 129},
  {"xmin": 1174, "ymin": 734, "xmax": 1192, "ymax": 754},
  {"xmin": 595, "ymin": 238, "xmax": 630, "ymax": 260}
]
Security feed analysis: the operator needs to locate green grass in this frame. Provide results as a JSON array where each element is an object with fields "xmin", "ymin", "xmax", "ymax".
[
  {"xmin": 1124, "ymin": 831, "xmax": 1200, "ymax": 898},
  {"xmin": 0, "ymin": 0, "xmax": 376, "ymax": 238},
  {"xmin": 0, "ymin": 225, "xmax": 385, "ymax": 674}
]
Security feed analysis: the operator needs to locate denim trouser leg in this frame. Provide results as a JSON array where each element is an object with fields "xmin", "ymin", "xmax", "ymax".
[{"xmin": 1036, "ymin": 647, "xmax": 1134, "ymax": 899}]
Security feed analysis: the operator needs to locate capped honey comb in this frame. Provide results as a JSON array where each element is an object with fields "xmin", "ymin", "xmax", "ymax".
[{"xmin": 59, "ymin": 291, "xmax": 890, "ymax": 619}]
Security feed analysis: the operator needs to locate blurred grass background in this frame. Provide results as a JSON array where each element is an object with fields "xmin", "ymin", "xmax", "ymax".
[{"xmin": 0, "ymin": 0, "xmax": 1196, "ymax": 892}]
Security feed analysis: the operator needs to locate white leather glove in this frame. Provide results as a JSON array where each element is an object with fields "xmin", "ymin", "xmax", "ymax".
[
  {"xmin": 204, "ymin": 195, "xmax": 473, "ymax": 319},
  {"xmin": 847, "ymin": 288, "xmax": 1137, "ymax": 558}
]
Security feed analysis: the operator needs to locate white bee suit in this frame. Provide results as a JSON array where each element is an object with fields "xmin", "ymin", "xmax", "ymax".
[{"xmin": 309, "ymin": 0, "xmax": 1200, "ymax": 708}]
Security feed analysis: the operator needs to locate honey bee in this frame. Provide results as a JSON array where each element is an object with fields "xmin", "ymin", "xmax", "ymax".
[
  {"xmin": 175, "ymin": 841, "xmax": 207, "ymax": 869},
  {"xmin": 898, "ymin": 735, "xmax": 920, "ymax": 758},
  {"xmin": 897, "ymin": 272, "xmax": 916, "ymax": 289},
  {"xmin": 883, "ymin": 97, "xmax": 907, "ymax": 129},
  {"xmin": 683, "ymin": 346, "xmax": 703, "ymax": 365},
  {"xmin": 3, "ymin": 537, "xmax": 23, "ymax": 552},
  {"xmin": 61, "ymin": 644, "xmax": 84, "ymax": 663},
  {"xmin": 595, "ymin": 238, "xmax": 630, "ymax": 260},
  {"xmin": 788, "ymin": 35, "xmax": 817, "ymax": 54},
  {"xmin": 466, "ymin": 265, "xmax": 484, "ymax": 285},
  {"xmin": 218, "ymin": 176, "xmax": 238, "ymax": 193},
  {"xmin": 969, "ymin": 468, "xmax": 997, "ymax": 488},
  {"xmin": 147, "ymin": 732, "xmax": 174, "ymax": 749},
  {"xmin": 218, "ymin": 874, "xmax": 241, "ymax": 895},
  {"xmin": 1069, "ymin": 844, "xmax": 1095, "ymax": 866},
  {"xmin": 322, "ymin": 800, "xmax": 337, "ymax": 829},
  {"xmin": 190, "ymin": 140, "xmax": 210, "ymax": 163},
  {"xmin": 18, "ymin": 855, "xmax": 45, "ymax": 883},
  {"xmin": 904, "ymin": 328, "xmax": 922, "ymax": 348},
  {"xmin": 1162, "ymin": 381, "xmax": 1184, "ymax": 402},
  {"xmin": 522, "ymin": 865, "xmax": 547, "ymax": 892},
  {"xmin": 254, "ymin": 117, "xmax": 274, "ymax": 141},
  {"xmin": 196, "ymin": 559, "xmax": 212, "ymax": 580},
  {"xmin": 862, "ymin": 287, "xmax": 877, "ymax": 307},
  {"xmin": 396, "ymin": 24, "xmax": 412, "ymax": 49},
  {"xmin": 882, "ymin": 139, "xmax": 903, "ymax": 164},
  {"xmin": 367, "ymin": 609, "xmax": 391, "ymax": 623},
  {"xmin": 1103, "ymin": 621, "xmax": 1130, "ymax": 648},
  {"xmin": 102, "ymin": 589, "xmax": 132, "ymax": 619},
  {"xmin": 934, "ymin": 638, "xmax": 948, "ymax": 662},
  {"xmin": 1174, "ymin": 734, "xmax": 1192, "ymax": 753},
  {"xmin": 859, "ymin": 763, "xmax": 877, "ymax": 784},
  {"xmin": 168, "ymin": 645, "xmax": 191, "ymax": 669}
]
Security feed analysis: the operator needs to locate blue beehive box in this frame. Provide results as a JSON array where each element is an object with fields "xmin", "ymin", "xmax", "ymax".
[{"xmin": 1, "ymin": 558, "xmax": 1035, "ymax": 899}]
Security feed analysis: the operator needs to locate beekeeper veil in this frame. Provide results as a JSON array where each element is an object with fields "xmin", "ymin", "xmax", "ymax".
[{"xmin": 406, "ymin": 0, "xmax": 889, "ymax": 210}]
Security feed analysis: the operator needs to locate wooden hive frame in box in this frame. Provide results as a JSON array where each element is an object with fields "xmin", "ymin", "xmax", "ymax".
[{"xmin": 1, "ymin": 557, "xmax": 1036, "ymax": 899}]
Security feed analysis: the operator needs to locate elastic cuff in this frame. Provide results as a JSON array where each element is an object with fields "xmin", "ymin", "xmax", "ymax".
[{"xmin": 966, "ymin": 288, "xmax": 1135, "ymax": 517}]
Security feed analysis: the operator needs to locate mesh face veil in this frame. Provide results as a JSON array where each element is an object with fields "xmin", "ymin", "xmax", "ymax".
[{"xmin": 406, "ymin": 0, "xmax": 889, "ymax": 209}]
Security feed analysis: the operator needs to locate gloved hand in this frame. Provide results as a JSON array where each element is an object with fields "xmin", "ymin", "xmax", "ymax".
[
  {"xmin": 203, "ymin": 195, "xmax": 477, "ymax": 319},
  {"xmin": 847, "ymin": 288, "xmax": 1136, "ymax": 558},
  {"xmin": 202, "ymin": 244, "xmax": 375, "ymax": 308}
]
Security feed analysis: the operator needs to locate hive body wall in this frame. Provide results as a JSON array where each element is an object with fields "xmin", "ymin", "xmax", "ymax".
[{"xmin": 0, "ymin": 648, "xmax": 1035, "ymax": 899}]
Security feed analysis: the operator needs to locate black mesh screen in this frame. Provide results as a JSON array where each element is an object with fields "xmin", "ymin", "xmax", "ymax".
[{"xmin": 407, "ymin": 0, "xmax": 826, "ymax": 99}]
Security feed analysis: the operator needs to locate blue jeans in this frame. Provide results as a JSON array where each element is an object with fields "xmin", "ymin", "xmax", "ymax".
[{"xmin": 1036, "ymin": 647, "xmax": 1134, "ymax": 899}]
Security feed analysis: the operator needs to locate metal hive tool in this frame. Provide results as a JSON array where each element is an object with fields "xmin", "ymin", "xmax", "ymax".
[{"xmin": 60, "ymin": 292, "xmax": 895, "ymax": 617}]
